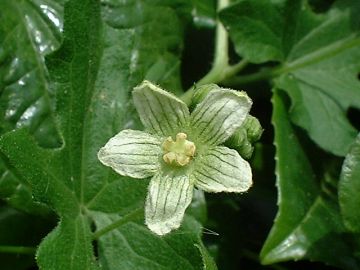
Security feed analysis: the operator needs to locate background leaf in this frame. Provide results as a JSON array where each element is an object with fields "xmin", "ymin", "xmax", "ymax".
[
  {"xmin": 188, "ymin": 0, "xmax": 216, "ymax": 28},
  {"xmin": 2, "ymin": 0, "xmax": 359, "ymax": 269},
  {"xmin": 260, "ymin": 89, "xmax": 359, "ymax": 269},
  {"xmin": 92, "ymin": 214, "xmax": 206, "ymax": 270},
  {"xmin": 339, "ymin": 133, "xmax": 360, "ymax": 232},
  {"xmin": 0, "ymin": 0, "xmax": 64, "ymax": 214},
  {"xmin": 221, "ymin": 0, "xmax": 360, "ymax": 156}
]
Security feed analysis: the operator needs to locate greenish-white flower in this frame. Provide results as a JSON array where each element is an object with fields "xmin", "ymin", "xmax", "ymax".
[{"xmin": 98, "ymin": 80, "xmax": 253, "ymax": 235}]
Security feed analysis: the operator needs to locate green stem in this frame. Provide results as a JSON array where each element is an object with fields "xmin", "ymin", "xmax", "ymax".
[
  {"xmin": 181, "ymin": 0, "xmax": 248, "ymax": 105},
  {"xmin": 223, "ymin": 68, "xmax": 278, "ymax": 86},
  {"xmin": 212, "ymin": 0, "xmax": 229, "ymax": 69},
  {"xmin": 0, "ymin": 245, "xmax": 36, "ymax": 254},
  {"xmin": 198, "ymin": 59, "xmax": 249, "ymax": 86},
  {"xmin": 92, "ymin": 208, "xmax": 143, "ymax": 239}
]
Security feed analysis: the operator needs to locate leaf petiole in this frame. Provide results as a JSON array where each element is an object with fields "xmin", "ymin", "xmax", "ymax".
[{"xmin": 223, "ymin": 67, "xmax": 279, "ymax": 86}]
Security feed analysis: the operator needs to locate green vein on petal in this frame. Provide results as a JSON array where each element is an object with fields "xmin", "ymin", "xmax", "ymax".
[
  {"xmin": 133, "ymin": 81, "xmax": 190, "ymax": 136},
  {"xmin": 191, "ymin": 89, "xmax": 252, "ymax": 145},
  {"xmin": 193, "ymin": 146, "xmax": 252, "ymax": 193},
  {"xmin": 98, "ymin": 129, "xmax": 162, "ymax": 179},
  {"xmin": 145, "ymin": 172, "xmax": 193, "ymax": 235}
]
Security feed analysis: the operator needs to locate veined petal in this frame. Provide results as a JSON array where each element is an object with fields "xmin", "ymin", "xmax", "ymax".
[
  {"xmin": 133, "ymin": 80, "xmax": 190, "ymax": 136},
  {"xmin": 145, "ymin": 172, "xmax": 193, "ymax": 235},
  {"xmin": 191, "ymin": 89, "xmax": 252, "ymax": 145},
  {"xmin": 98, "ymin": 130, "xmax": 161, "ymax": 179},
  {"xmin": 193, "ymin": 146, "xmax": 252, "ymax": 193}
]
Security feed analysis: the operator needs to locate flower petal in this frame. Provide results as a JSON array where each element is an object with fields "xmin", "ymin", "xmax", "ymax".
[
  {"xmin": 145, "ymin": 172, "xmax": 193, "ymax": 235},
  {"xmin": 193, "ymin": 146, "xmax": 252, "ymax": 193},
  {"xmin": 191, "ymin": 89, "xmax": 252, "ymax": 145},
  {"xmin": 133, "ymin": 80, "xmax": 190, "ymax": 136},
  {"xmin": 98, "ymin": 129, "xmax": 161, "ymax": 178}
]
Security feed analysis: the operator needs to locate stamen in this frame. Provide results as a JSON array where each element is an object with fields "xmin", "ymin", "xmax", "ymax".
[{"xmin": 162, "ymin": 132, "xmax": 196, "ymax": 166}]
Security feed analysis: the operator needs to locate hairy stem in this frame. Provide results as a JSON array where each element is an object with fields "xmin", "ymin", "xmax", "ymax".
[
  {"xmin": 181, "ymin": 0, "xmax": 248, "ymax": 105},
  {"xmin": 211, "ymin": 0, "xmax": 230, "ymax": 72},
  {"xmin": 223, "ymin": 68, "xmax": 278, "ymax": 86},
  {"xmin": 0, "ymin": 245, "xmax": 36, "ymax": 254},
  {"xmin": 92, "ymin": 208, "xmax": 143, "ymax": 239}
]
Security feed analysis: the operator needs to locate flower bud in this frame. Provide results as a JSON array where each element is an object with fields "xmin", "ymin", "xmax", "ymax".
[{"xmin": 225, "ymin": 115, "xmax": 263, "ymax": 159}]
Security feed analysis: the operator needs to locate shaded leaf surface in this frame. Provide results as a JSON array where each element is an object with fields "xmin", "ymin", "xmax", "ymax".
[
  {"xmin": 260, "ymin": 89, "xmax": 359, "ymax": 269},
  {"xmin": 0, "ymin": 205, "xmax": 55, "ymax": 270},
  {"xmin": 37, "ymin": 215, "xmax": 98, "ymax": 270},
  {"xmin": 339, "ymin": 133, "xmax": 360, "ymax": 232},
  {"xmin": 221, "ymin": 0, "xmax": 360, "ymax": 155},
  {"xmin": 0, "ymin": 0, "xmax": 63, "ymax": 214},
  {"xmin": 93, "ymin": 213, "xmax": 206, "ymax": 270}
]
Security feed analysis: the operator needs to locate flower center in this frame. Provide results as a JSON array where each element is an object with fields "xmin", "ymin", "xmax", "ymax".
[{"xmin": 162, "ymin": 132, "xmax": 196, "ymax": 167}]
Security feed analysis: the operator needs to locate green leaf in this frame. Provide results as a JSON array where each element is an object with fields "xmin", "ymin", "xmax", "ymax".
[
  {"xmin": 275, "ymin": 73, "xmax": 358, "ymax": 156},
  {"xmin": 189, "ymin": 0, "xmax": 216, "ymax": 28},
  {"xmin": 0, "ymin": 0, "xmax": 63, "ymax": 214},
  {"xmin": 0, "ymin": 0, "xmax": 62, "ymax": 142},
  {"xmin": 92, "ymin": 212, "xmax": 204, "ymax": 270},
  {"xmin": 339, "ymin": 133, "xmax": 360, "ymax": 232},
  {"xmin": 0, "ymin": 154, "xmax": 49, "ymax": 215},
  {"xmin": 260, "ymin": 89, "xmax": 359, "ymax": 269},
  {"xmin": 195, "ymin": 243, "xmax": 218, "ymax": 270},
  {"xmin": 0, "ymin": 130, "xmax": 79, "ymax": 218},
  {"xmin": 37, "ymin": 216, "xmax": 98, "ymax": 270},
  {"xmin": 220, "ymin": 0, "xmax": 284, "ymax": 63},
  {"xmin": 221, "ymin": 0, "xmax": 360, "ymax": 156},
  {"xmin": 0, "ymin": 0, "xmax": 214, "ymax": 268},
  {"xmin": 100, "ymin": 0, "xmax": 185, "ymax": 94}
]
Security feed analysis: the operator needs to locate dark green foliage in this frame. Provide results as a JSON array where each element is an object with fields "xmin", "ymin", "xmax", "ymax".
[{"xmin": 0, "ymin": 0, "xmax": 359, "ymax": 269}]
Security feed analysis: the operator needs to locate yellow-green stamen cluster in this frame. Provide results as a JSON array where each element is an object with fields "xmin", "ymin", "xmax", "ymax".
[{"xmin": 162, "ymin": 133, "xmax": 196, "ymax": 166}]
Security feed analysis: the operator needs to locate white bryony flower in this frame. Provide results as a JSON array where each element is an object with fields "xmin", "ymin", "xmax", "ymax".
[{"xmin": 98, "ymin": 80, "xmax": 253, "ymax": 235}]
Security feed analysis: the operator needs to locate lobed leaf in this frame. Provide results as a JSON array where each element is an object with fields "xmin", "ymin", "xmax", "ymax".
[
  {"xmin": 221, "ymin": 0, "xmax": 360, "ymax": 156},
  {"xmin": 260, "ymin": 89, "xmax": 359, "ymax": 269}
]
